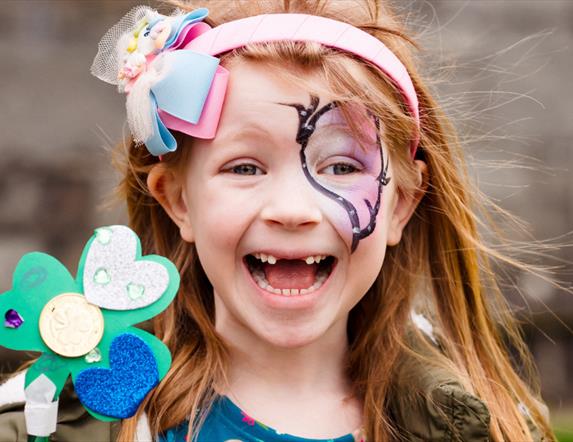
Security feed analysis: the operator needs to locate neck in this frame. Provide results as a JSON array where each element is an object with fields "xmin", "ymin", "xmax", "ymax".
[
  {"xmin": 214, "ymin": 307, "xmax": 353, "ymax": 403},
  {"xmin": 212, "ymin": 295, "xmax": 364, "ymax": 438}
]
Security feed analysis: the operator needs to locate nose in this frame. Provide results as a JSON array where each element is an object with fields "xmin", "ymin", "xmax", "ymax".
[{"xmin": 260, "ymin": 169, "xmax": 323, "ymax": 230}]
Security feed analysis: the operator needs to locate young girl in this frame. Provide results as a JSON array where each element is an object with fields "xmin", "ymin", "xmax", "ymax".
[{"xmin": 0, "ymin": 0, "xmax": 555, "ymax": 441}]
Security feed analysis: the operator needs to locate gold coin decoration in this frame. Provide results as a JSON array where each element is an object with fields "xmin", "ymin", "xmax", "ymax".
[{"xmin": 39, "ymin": 293, "xmax": 104, "ymax": 358}]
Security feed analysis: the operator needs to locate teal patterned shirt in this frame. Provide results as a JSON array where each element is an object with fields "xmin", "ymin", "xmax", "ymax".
[{"xmin": 159, "ymin": 395, "xmax": 363, "ymax": 442}]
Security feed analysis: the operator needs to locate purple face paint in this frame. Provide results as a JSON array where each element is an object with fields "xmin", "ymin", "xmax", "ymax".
[
  {"xmin": 4, "ymin": 309, "xmax": 24, "ymax": 328},
  {"xmin": 280, "ymin": 96, "xmax": 390, "ymax": 253}
]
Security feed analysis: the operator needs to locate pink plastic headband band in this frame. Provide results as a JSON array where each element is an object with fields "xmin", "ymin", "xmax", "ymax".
[{"xmin": 185, "ymin": 13, "xmax": 420, "ymax": 157}]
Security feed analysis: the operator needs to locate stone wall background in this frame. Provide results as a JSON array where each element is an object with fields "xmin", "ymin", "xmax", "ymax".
[{"xmin": 0, "ymin": 0, "xmax": 571, "ymax": 428}]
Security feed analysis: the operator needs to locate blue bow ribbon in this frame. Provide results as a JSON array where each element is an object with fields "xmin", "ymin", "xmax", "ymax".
[
  {"xmin": 147, "ymin": 50, "xmax": 220, "ymax": 156},
  {"xmin": 142, "ymin": 8, "xmax": 220, "ymax": 156}
]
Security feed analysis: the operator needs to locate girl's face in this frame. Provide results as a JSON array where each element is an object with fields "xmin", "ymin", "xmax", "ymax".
[{"xmin": 156, "ymin": 61, "xmax": 416, "ymax": 349}]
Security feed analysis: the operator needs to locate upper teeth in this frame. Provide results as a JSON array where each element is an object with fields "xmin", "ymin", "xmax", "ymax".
[{"xmin": 253, "ymin": 253, "xmax": 327, "ymax": 265}]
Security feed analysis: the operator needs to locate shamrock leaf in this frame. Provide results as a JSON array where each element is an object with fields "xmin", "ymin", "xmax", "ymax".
[
  {"xmin": 67, "ymin": 327, "xmax": 172, "ymax": 421},
  {"xmin": 76, "ymin": 226, "xmax": 180, "ymax": 332},
  {"xmin": 0, "ymin": 253, "xmax": 78, "ymax": 352},
  {"xmin": 81, "ymin": 226, "xmax": 171, "ymax": 311},
  {"xmin": 72, "ymin": 332, "xmax": 163, "ymax": 419}
]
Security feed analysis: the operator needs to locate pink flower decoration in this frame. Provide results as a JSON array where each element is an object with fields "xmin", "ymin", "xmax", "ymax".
[{"xmin": 240, "ymin": 410, "xmax": 255, "ymax": 426}]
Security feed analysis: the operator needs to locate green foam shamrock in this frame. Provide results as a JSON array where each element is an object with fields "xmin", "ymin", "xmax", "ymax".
[{"xmin": 0, "ymin": 225, "xmax": 180, "ymax": 436}]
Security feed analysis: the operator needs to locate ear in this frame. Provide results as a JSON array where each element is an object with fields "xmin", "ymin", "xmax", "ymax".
[
  {"xmin": 147, "ymin": 163, "xmax": 194, "ymax": 243},
  {"xmin": 387, "ymin": 159, "xmax": 428, "ymax": 246}
]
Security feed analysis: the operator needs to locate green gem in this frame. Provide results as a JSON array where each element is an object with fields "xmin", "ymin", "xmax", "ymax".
[
  {"xmin": 127, "ymin": 283, "xmax": 145, "ymax": 300},
  {"xmin": 85, "ymin": 348, "xmax": 102, "ymax": 363},
  {"xmin": 94, "ymin": 227, "xmax": 113, "ymax": 245},
  {"xmin": 94, "ymin": 268, "xmax": 111, "ymax": 285}
]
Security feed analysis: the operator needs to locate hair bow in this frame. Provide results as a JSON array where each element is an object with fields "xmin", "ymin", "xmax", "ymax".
[{"xmin": 91, "ymin": 6, "xmax": 229, "ymax": 156}]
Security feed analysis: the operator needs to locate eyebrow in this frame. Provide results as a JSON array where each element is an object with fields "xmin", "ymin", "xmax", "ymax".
[
  {"xmin": 231, "ymin": 123, "xmax": 273, "ymax": 139},
  {"xmin": 216, "ymin": 98, "xmax": 350, "ymax": 147},
  {"xmin": 219, "ymin": 122, "xmax": 348, "ymax": 152}
]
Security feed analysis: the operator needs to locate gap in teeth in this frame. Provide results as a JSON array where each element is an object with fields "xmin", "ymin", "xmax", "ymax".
[
  {"xmin": 253, "ymin": 253, "xmax": 328, "ymax": 265},
  {"xmin": 251, "ymin": 266, "xmax": 330, "ymax": 296}
]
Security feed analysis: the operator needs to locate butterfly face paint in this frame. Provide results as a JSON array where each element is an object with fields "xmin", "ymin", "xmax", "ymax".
[{"xmin": 281, "ymin": 95, "xmax": 391, "ymax": 253}]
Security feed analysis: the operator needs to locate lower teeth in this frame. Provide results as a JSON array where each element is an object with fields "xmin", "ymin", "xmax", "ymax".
[{"xmin": 250, "ymin": 268, "xmax": 330, "ymax": 296}]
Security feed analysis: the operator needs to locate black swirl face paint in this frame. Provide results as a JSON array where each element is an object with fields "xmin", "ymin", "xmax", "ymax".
[{"xmin": 278, "ymin": 95, "xmax": 391, "ymax": 253}]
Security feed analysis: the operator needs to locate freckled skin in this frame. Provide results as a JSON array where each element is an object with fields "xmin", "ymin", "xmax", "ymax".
[{"xmin": 280, "ymin": 95, "xmax": 391, "ymax": 253}]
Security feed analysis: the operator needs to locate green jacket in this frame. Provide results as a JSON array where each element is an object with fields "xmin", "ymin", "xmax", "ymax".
[{"xmin": 0, "ymin": 319, "xmax": 548, "ymax": 442}]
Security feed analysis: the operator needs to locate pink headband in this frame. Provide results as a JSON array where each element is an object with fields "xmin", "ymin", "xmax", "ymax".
[{"xmin": 92, "ymin": 7, "xmax": 420, "ymax": 157}]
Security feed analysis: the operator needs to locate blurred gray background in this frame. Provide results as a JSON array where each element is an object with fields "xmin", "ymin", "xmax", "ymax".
[{"xmin": 0, "ymin": 0, "xmax": 572, "ymax": 434}]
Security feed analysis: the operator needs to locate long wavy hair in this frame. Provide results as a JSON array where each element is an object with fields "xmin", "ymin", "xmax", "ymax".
[{"xmin": 114, "ymin": 0, "xmax": 555, "ymax": 440}]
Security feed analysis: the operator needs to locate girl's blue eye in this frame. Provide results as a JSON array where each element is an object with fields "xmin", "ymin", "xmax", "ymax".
[
  {"xmin": 229, "ymin": 164, "xmax": 263, "ymax": 175},
  {"xmin": 322, "ymin": 163, "xmax": 360, "ymax": 175}
]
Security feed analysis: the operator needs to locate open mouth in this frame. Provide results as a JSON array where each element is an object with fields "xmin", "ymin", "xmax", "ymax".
[{"xmin": 244, "ymin": 253, "xmax": 336, "ymax": 296}]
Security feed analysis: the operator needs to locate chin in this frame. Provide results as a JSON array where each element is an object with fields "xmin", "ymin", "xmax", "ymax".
[{"xmin": 254, "ymin": 320, "xmax": 330, "ymax": 349}]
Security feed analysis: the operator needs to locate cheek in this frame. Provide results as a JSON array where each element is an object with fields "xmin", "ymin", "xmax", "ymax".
[
  {"xmin": 311, "ymin": 178, "xmax": 390, "ymax": 256},
  {"xmin": 347, "ymin": 208, "xmax": 390, "ymax": 296},
  {"xmin": 309, "ymin": 174, "xmax": 387, "ymax": 253},
  {"xmin": 348, "ymin": 240, "xmax": 386, "ymax": 304},
  {"xmin": 189, "ymin": 182, "xmax": 258, "ymax": 253},
  {"xmin": 305, "ymin": 140, "xmax": 387, "ymax": 252},
  {"xmin": 189, "ymin": 187, "xmax": 258, "ymax": 296},
  {"xmin": 329, "ymin": 176, "xmax": 382, "ymax": 229},
  {"xmin": 316, "ymin": 196, "xmax": 354, "ymax": 247}
]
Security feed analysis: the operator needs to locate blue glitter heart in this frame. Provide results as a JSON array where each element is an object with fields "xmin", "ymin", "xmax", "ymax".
[{"xmin": 75, "ymin": 333, "xmax": 159, "ymax": 418}]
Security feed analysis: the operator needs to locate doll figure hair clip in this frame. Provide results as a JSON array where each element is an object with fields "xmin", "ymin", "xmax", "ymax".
[{"xmin": 91, "ymin": 6, "xmax": 421, "ymax": 158}]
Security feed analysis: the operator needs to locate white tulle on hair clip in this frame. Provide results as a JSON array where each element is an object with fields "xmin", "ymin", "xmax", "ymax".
[{"xmin": 91, "ymin": 6, "xmax": 219, "ymax": 153}]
